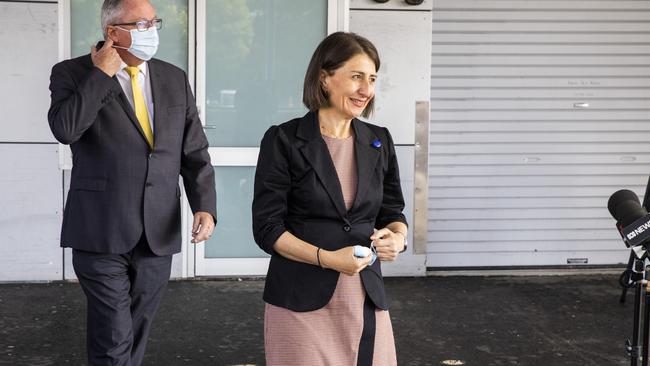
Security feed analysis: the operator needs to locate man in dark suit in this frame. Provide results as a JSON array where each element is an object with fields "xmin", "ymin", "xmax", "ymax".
[{"xmin": 48, "ymin": 0, "xmax": 216, "ymax": 364}]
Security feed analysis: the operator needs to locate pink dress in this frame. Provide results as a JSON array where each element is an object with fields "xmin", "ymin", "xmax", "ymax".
[{"xmin": 264, "ymin": 134, "xmax": 398, "ymax": 366}]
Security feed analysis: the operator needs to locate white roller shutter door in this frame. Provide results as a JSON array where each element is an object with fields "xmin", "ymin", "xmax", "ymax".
[{"xmin": 428, "ymin": 1, "xmax": 650, "ymax": 267}]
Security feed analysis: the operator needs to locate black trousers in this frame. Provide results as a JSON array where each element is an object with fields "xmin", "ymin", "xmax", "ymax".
[{"xmin": 73, "ymin": 235, "xmax": 172, "ymax": 366}]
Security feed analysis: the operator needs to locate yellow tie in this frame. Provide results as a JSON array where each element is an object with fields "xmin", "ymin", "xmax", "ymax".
[{"xmin": 124, "ymin": 66, "xmax": 154, "ymax": 148}]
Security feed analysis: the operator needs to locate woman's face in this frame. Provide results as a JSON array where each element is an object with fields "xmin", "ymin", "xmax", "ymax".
[{"xmin": 321, "ymin": 53, "xmax": 377, "ymax": 119}]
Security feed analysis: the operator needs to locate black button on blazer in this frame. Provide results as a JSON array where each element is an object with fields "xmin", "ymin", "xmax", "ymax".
[{"xmin": 252, "ymin": 111, "xmax": 407, "ymax": 312}]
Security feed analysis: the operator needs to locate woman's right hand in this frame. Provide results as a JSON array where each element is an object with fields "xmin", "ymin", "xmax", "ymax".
[{"xmin": 320, "ymin": 246, "xmax": 373, "ymax": 276}]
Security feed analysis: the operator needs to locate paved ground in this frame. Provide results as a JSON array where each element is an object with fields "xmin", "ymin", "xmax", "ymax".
[{"xmin": 0, "ymin": 274, "xmax": 639, "ymax": 365}]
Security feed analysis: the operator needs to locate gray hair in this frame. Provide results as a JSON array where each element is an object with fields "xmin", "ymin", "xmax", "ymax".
[{"xmin": 101, "ymin": 0, "xmax": 125, "ymax": 38}]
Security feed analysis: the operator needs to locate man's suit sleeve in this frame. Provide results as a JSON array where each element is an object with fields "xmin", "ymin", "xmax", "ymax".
[
  {"xmin": 48, "ymin": 61, "xmax": 123, "ymax": 144},
  {"xmin": 179, "ymin": 71, "xmax": 217, "ymax": 222}
]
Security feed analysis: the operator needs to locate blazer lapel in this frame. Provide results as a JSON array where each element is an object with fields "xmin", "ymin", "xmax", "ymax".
[
  {"xmin": 350, "ymin": 118, "xmax": 381, "ymax": 212},
  {"xmin": 297, "ymin": 112, "xmax": 348, "ymax": 220}
]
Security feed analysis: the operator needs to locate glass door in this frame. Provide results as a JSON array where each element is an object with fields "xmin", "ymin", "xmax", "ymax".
[{"xmin": 195, "ymin": 0, "xmax": 338, "ymax": 276}]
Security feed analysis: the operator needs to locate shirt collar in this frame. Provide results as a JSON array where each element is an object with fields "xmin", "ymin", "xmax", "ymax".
[{"xmin": 120, "ymin": 61, "xmax": 148, "ymax": 76}]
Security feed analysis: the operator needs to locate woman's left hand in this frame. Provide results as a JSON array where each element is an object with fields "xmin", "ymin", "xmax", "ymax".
[{"xmin": 370, "ymin": 228, "xmax": 406, "ymax": 262}]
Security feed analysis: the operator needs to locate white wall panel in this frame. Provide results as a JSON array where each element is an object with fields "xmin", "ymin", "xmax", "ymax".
[
  {"xmin": 350, "ymin": 7, "xmax": 432, "ymax": 275},
  {"xmin": 381, "ymin": 147, "xmax": 424, "ymax": 276},
  {"xmin": 0, "ymin": 2, "xmax": 57, "ymax": 143},
  {"xmin": 350, "ymin": 0, "xmax": 432, "ymax": 11},
  {"xmin": 428, "ymin": 0, "xmax": 650, "ymax": 267},
  {"xmin": 0, "ymin": 145, "xmax": 62, "ymax": 281},
  {"xmin": 62, "ymin": 171, "xmax": 74, "ymax": 280},
  {"xmin": 350, "ymin": 10, "xmax": 432, "ymax": 144}
]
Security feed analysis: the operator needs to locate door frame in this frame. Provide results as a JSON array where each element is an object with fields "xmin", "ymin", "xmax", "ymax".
[{"xmin": 191, "ymin": 0, "xmax": 349, "ymax": 276}]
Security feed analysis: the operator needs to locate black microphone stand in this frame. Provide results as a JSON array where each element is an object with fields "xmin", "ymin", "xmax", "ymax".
[{"xmin": 620, "ymin": 246, "xmax": 650, "ymax": 366}]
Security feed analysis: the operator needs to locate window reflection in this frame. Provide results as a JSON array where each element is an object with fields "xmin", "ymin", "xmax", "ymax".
[{"xmin": 204, "ymin": 0, "xmax": 327, "ymax": 147}]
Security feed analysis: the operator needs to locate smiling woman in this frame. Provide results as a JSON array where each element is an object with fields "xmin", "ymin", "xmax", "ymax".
[
  {"xmin": 303, "ymin": 32, "xmax": 380, "ymax": 121},
  {"xmin": 252, "ymin": 32, "xmax": 408, "ymax": 366},
  {"xmin": 318, "ymin": 53, "xmax": 378, "ymax": 136}
]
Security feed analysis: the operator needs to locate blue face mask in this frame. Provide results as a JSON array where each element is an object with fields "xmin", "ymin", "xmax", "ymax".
[{"xmin": 114, "ymin": 26, "xmax": 159, "ymax": 61}]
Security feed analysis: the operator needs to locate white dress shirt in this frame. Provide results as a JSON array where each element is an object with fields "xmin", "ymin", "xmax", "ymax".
[{"xmin": 115, "ymin": 61, "xmax": 155, "ymax": 132}]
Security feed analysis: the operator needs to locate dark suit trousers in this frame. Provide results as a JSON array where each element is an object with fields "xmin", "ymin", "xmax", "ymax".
[{"xmin": 73, "ymin": 235, "xmax": 172, "ymax": 366}]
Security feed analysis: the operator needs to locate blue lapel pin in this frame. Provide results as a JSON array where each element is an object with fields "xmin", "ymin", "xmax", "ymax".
[{"xmin": 372, "ymin": 139, "xmax": 382, "ymax": 148}]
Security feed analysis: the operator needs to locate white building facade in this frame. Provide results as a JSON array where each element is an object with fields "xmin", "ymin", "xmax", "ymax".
[{"xmin": 1, "ymin": 0, "xmax": 646, "ymax": 281}]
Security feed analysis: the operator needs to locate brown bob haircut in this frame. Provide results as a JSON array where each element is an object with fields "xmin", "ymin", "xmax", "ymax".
[{"xmin": 303, "ymin": 32, "xmax": 380, "ymax": 118}]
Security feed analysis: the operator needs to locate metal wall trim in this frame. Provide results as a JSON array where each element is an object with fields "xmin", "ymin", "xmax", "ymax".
[{"xmin": 413, "ymin": 100, "xmax": 430, "ymax": 255}]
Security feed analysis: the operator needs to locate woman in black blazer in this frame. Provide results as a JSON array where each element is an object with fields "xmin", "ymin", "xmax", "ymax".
[{"xmin": 252, "ymin": 32, "xmax": 408, "ymax": 366}]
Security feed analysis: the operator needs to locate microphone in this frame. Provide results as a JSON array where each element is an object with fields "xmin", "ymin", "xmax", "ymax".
[{"xmin": 608, "ymin": 189, "xmax": 650, "ymax": 247}]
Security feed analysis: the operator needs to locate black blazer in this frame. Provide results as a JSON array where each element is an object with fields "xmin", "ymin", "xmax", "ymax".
[
  {"xmin": 252, "ymin": 111, "xmax": 407, "ymax": 311},
  {"xmin": 48, "ymin": 54, "xmax": 216, "ymax": 256}
]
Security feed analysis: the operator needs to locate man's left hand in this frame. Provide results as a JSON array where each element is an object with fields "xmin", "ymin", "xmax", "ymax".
[{"xmin": 191, "ymin": 211, "xmax": 215, "ymax": 244}]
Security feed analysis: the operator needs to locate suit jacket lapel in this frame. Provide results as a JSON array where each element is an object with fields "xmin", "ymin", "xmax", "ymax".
[
  {"xmin": 111, "ymin": 60, "xmax": 155, "ymax": 149},
  {"xmin": 82, "ymin": 54, "xmax": 151, "ymax": 147},
  {"xmin": 350, "ymin": 118, "xmax": 381, "ymax": 212},
  {"xmin": 115, "ymin": 91, "xmax": 149, "ymax": 145},
  {"xmin": 297, "ymin": 112, "xmax": 348, "ymax": 220},
  {"xmin": 147, "ymin": 60, "xmax": 162, "ymax": 145}
]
